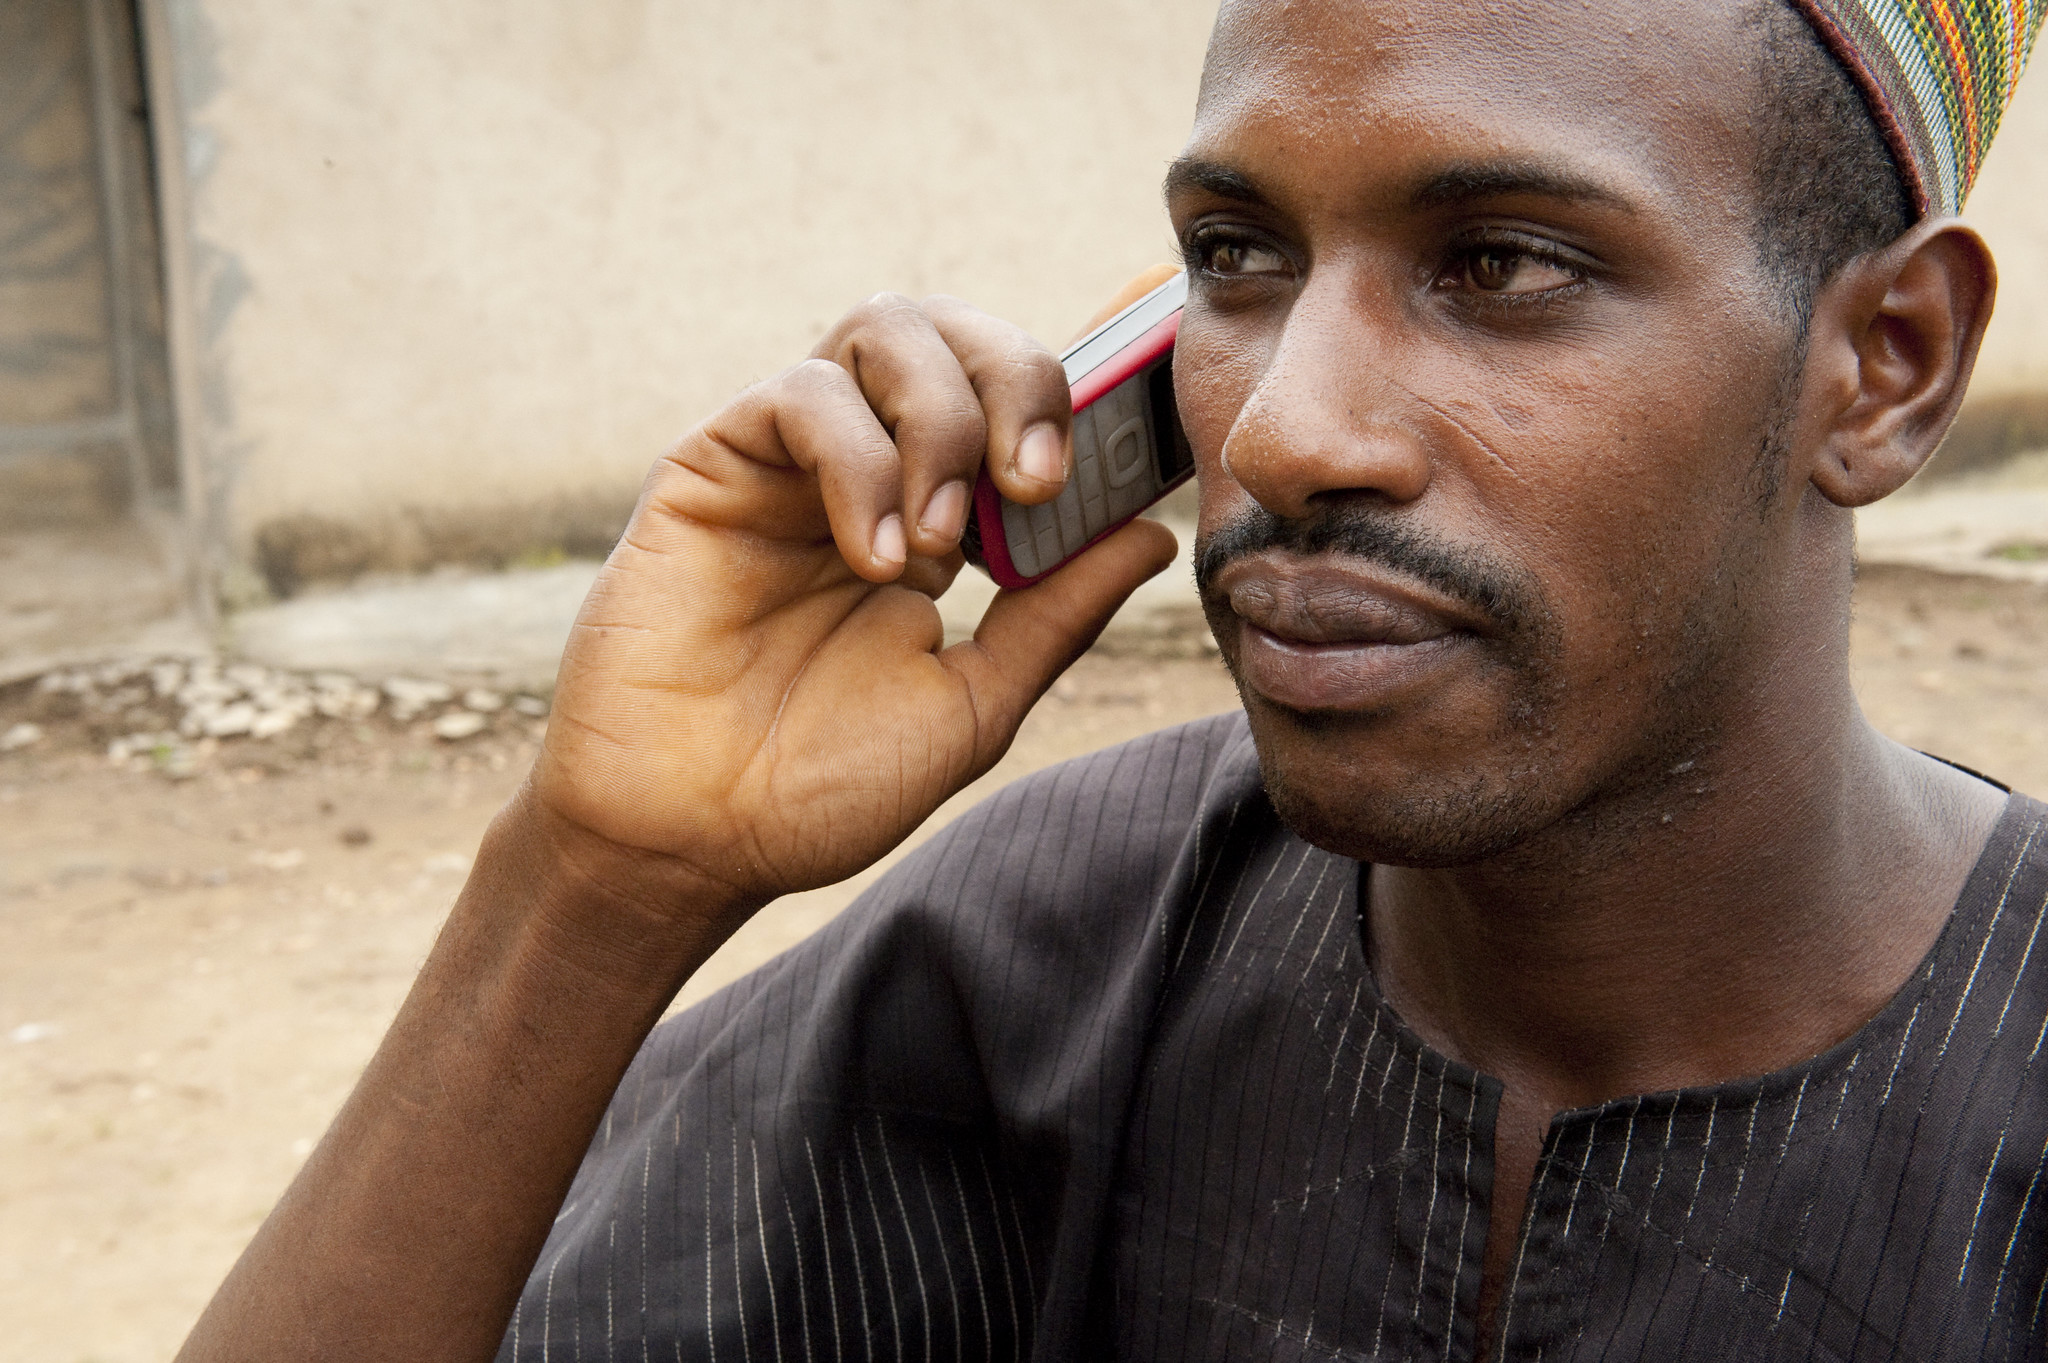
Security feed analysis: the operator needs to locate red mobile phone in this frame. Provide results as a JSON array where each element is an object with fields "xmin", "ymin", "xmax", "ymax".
[{"xmin": 960, "ymin": 273, "xmax": 1192, "ymax": 589}]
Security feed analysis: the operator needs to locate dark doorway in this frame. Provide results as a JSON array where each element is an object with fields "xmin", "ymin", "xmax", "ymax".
[
  {"xmin": 0, "ymin": 0, "xmax": 177, "ymax": 528},
  {"xmin": 1, "ymin": 0, "xmax": 200, "ymax": 681}
]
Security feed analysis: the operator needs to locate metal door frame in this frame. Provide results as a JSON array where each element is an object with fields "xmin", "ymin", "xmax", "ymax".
[{"xmin": 136, "ymin": 0, "xmax": 217, "ymax": 628}]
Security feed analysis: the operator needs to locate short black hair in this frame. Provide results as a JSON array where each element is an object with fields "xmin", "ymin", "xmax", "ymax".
[{"xmin": 1750, "ymin": 1, "xmax": 1913, "ymax": 320}]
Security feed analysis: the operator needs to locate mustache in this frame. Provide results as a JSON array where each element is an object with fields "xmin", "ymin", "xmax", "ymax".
[{"xmin": 1194, "ymin": 504, "xmax": 1544, "ymax": 637}]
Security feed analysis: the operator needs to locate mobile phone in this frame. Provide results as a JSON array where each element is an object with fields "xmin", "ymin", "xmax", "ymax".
[{"xmin": 960, "ymin": 272, "xmax": 1192, "ymax": 589}]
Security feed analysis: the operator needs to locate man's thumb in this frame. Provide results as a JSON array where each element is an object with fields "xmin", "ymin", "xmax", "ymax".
[{"xmin": 941, "ymin": 518, "xmax": 1181, "ymax": 767}]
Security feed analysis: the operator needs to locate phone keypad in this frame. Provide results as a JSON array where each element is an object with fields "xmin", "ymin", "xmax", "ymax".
[{"xmin": 999, "ymin": 366, "xmax": 1168, "ymax": 580}]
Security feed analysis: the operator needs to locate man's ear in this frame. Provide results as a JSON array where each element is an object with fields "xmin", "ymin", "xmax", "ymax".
[{"xmin": 1801, "ymin": 219, "xmax": 1996, "ymax": 508}]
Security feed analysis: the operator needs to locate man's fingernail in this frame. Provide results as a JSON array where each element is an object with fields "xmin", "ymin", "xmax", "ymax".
[
  {"xmin": 1014, "ymin": 424, "xmax": 1065, "ymax": 486},
  {"xmin": 920, "ymin": 481, "xmax": 970, "ymax": 543},
  {"xmin": 872, "ymin": 513, "xmax": 906, "ymax": 567}
]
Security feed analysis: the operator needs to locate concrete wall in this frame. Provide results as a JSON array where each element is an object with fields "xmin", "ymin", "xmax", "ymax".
[
  {"xmin": 145, "ymin": 0, "xmax": 1218, "ymax": 599},
  {"xmin": 1940, "ymin": 62, "xmax": 2048, "ymax": 478},
  {"xmin": 142, "ymin": 2, "xmax": 2046, "ymax": 597}
]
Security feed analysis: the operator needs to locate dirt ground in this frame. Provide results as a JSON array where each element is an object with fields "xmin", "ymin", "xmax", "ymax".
[{"xmin": 3, "ymin": 564, "xmax": 2047, "ymax": 1363}]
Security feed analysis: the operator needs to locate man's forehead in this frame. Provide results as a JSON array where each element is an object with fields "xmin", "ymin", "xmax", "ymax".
[
  {"xmin": 1200, "ymin": 0, "xmax": 1760, "ymax": 98},
  {"xmin": 1184, "ymin": 0, "xmax": 1761, "ymax": 213}
]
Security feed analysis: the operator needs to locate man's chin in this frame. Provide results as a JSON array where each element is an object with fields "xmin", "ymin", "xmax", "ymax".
[
  {"xmin": 1262, "ymin": 776, "xmax": 1554, "ymax": 867},
  {"xmin": 1247, "ymin": 721, "xmax": 1563, "ymax": 869}
]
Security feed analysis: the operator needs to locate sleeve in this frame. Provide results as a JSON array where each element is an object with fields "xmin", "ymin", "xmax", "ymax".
[{"xmin": 494, "ymin": 712, "xmax": 1263, "ymax": 1363}]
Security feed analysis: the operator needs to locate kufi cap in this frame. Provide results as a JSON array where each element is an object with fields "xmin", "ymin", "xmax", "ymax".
[{"xmin": 1786, "ymin": 0, "xmax": 2044, "ymax": 215}]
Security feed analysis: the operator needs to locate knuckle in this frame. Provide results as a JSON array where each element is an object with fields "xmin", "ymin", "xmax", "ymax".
[
  {"xmin": 816, "ymin": 293, "xmax": 921, "ymax": 355},
  {"xmin": 784, "ymin": 356, "xmax": 849, "ymax": 394},
  {"xmin": 1003, "ymin": 346, "xmax": 1070, "ymax": 404},
  {"xmin": 1010, "ymin": 341, "xmax": 1064, "ymax": 378},
  {"xmin": 855, "ymin": 291, "xmax": 920, "ymax": 326},
  {"xmin": 645, "ymin": 446, "xmax": 682, "ymax": 486},
  {"xmin": 919, "ymin": 395, "xmax": 988, "ymax": 455}
]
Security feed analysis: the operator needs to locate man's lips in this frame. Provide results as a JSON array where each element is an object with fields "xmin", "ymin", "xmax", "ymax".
[
  {"xmin": 1212, "ymin": 552, "xmax": 1486, "ymax": 711},
  {"xmin": 1217, "ymin": 552, "xmax": 1485, "ymax": 645}
]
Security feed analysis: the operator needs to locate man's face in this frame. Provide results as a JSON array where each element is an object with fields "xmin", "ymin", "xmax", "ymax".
[{"xmin": 1174, "ymin": 0, "xmax": 1815, "ymax": 866}]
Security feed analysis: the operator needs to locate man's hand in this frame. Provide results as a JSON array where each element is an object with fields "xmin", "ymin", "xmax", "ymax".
[{"xmin": 536, "ymin": 292, "xmax": 1178, "ymax": 912}]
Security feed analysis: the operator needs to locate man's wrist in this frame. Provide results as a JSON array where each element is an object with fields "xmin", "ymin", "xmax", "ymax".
[{"xmin": 456, "ymin": 784, "xmax": 766, "ymax": 1013}]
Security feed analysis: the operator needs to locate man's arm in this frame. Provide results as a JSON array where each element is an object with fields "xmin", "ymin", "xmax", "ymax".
[{"xmin": 174, "ymin": 291, "xmax": 1178, "ymax": 1362}]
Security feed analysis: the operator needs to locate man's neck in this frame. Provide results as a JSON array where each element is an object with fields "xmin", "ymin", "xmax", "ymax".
[{"xmin": 1365, "ymin": 704, "xmax": 2007, "ymax": 1108}]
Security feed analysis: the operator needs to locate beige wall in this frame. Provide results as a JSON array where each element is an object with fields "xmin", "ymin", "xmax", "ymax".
[
  {"xmin": 1968, "ymin": 62, "xmax": 2048, "ymax": 395},
  {"xmin": 146, "ymin": 2, "xmax": 2047, "ymax": 594},
  {"xmin": 1942, "ymin": 59, "xmax": 2048, "ymax": 478},
  {"xmin": 149, "ymin": 0, "xmax": 1218, "ymax": 596}
]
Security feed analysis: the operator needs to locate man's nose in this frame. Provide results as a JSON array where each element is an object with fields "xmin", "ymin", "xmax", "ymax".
[{"xmin": 1217, "ymin": 276, "xmax": 1432, "ymax": 521}]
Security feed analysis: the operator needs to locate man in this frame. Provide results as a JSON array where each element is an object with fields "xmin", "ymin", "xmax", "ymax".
[{"xmin": 179, "ymin": 0, "xmax": 2045, "ymax": 1357}]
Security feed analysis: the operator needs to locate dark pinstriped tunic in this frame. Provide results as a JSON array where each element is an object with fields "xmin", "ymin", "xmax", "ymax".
[{"xmin": 500, "ymin": 713, "xmax": 2048, "ymax": 1361}]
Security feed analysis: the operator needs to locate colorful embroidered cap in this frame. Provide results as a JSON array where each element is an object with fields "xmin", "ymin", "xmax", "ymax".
[{"xmin": 1786, "ymin": 0, "xmax": 2044, "ymax": 215}]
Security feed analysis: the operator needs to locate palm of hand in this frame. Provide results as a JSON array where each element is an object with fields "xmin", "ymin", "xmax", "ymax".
[{"xmin": 536, "ymin": 514, "xmax": 995, "ymax": 905}]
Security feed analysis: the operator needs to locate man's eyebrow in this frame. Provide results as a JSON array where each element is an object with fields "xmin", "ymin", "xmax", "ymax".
[
  {"xmin": 1162, "ymin": 154, "xmax": 1637, "ymax": 215},
  {"xmin": 1162, "ymin": 157, "xmax": 1269, "ymax": 206},
  {"xmin": 1410, "ymin": 162, "xmax": 1634, "ymax": 212}
]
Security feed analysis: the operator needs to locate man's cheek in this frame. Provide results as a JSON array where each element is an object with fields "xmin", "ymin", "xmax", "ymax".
[{"xmin": 1175, "ymin": 331, "xmax": 1269, "ymax": 475}]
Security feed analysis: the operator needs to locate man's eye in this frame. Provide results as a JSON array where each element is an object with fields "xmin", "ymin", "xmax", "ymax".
[
  {"xmin": 1195, "ymin": 235, "xmax": 1289, "ymax": 277},
  {"xmin": 1454, "ymin": 247, "xmax": 1581, "ymax": 295}
]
